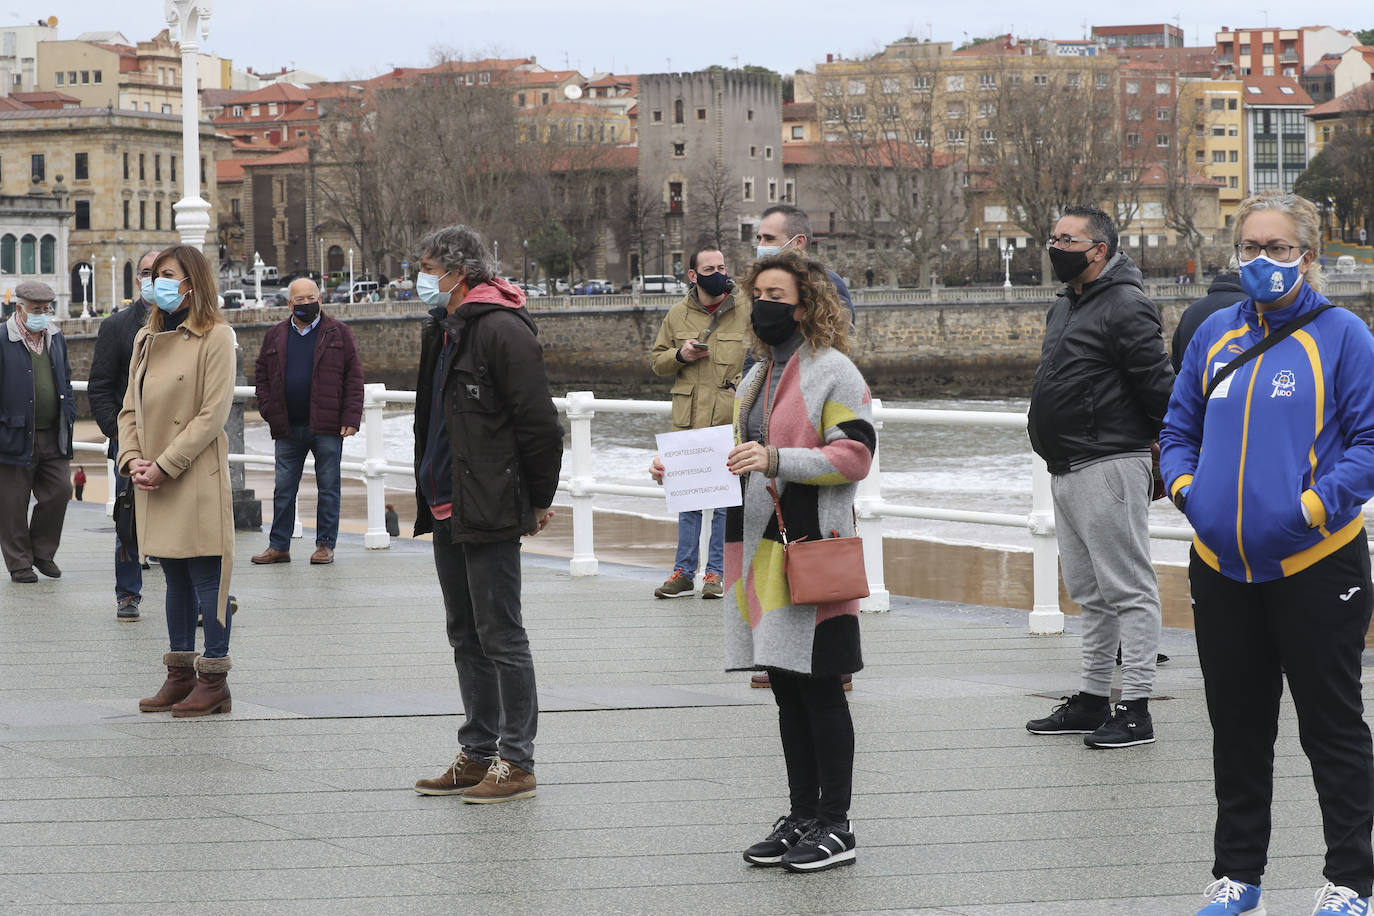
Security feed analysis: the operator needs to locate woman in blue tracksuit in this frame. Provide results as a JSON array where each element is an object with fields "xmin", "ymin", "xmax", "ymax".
[{"xmin": 1161, "ymin": 191, "xmax": 1374, "ymax": 916}]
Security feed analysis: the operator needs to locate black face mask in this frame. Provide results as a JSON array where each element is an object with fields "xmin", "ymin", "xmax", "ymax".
[
  {"xmin": 695, "ymin": 270, "xmax": 733, "ymax": 298},
  {"xmin": 1048, "ymin": 246, "xmax": 1094, "ymax": 284},
  {"xmin": 292, "ymin": 300, "xmax": 321, "ymax": 323},
  {"xmin": 751, "ymin": 298, "xmax": 800, "ymax": 345}
]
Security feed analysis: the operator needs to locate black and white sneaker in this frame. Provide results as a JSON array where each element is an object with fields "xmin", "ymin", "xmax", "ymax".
[
  {"xmin": 782, "ymin": 820, "xmax": 857, "ymax": 873},
  {"xmin": 1026, "ymin": 693, "xmax": 1110, "ymax": 735},
  {"xmin": 1084, "ymin": 702, "xmax": 1155, "ymax": 749},
  {"xmin": 743, "ymin": 814, "xmax": 814, "ymax": 866}
]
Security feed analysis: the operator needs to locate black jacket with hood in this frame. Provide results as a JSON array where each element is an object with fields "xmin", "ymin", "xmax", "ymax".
[
  {"xmin": 87, "ymin": 298, "xmax": 149, "ymax": 459},
  {"xmin": 413, "ymin": 278, "xmax": 563, "ymax": 543},
  {"xmin": 1170, "ymin": 272, "xmax": 1247, "ymax": 373},
  {"xmin": 1027, "ymin": 252, "xmax": 1175, "ymax": 475}
]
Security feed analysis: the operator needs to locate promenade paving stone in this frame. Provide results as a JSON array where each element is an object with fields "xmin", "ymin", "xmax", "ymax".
[{"xmin": 0, "ymin": 501, "xmax": 1370, "ymax": 913}]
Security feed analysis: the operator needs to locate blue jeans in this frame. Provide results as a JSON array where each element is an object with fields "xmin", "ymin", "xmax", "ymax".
[
  {"xmin": 112, "ymin": 463, "xmax": 142, "ymax": 602},
  {"xmin": 161, "ymin": 556, "xmax": 231, "ymax": 658},
  {"xmin": 674, "ymin": 507, "xmax": 725, "ymax": 577},
  {"xmin": 268, "ymin": 425, "xmax": 343, "ymax": 551}
]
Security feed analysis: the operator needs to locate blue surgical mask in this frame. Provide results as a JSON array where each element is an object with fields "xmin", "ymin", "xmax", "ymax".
[
  {"xmin": 24, "ymin": 311, "xmax": 50, "ymax": 333},
  {"xmin": 153, "ymin": 277, "xmax": 187, "ymax": 313},
  {"xmin": 416, "ymin": 270, "xmax": 451, "ymax": 307},
  {"xmin": 1240, "ymin": 251, "xmax": 1306, "ymax": 304},
  {"xmin": 140, "ymin": 276, "xmax": 153, "ymax": 302},
  {"xmin": 755, "ymin": 235, "xmax": 799, "ymax": 261}
]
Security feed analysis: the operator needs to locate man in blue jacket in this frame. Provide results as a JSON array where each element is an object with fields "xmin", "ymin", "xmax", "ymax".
[
  {"xmin": 0, "ymin": 280, "xmax": 75, "ymax": 583},
  {"xmin": 1024, "ymin": 206, "xmax": 1175, "ymax": 749}
]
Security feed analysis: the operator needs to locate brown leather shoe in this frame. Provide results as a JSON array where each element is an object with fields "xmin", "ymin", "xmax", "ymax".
[
  {"xmin": 750, "ymin": 672, "xmax": 771, "ymax": 688},
  {"xmin": 460, "ymin": 759, "xmax": 536, "ymax": 804},
  {"xmin": 171, "ymin": 656, "xmax": 232, "ymax": 717},
  {"xmin": 139, "ymin": 651, "xmax": 199, "ymax": 712},
  {"xmin": 251, "ymin": 546, "xmax": 290, "ymax": 565},
  {"xmin": 309, "ymin": 546, "xmax": 334, "ymax": 565},
  {"xmin": 414, "ymin": 752, "xmax": 493, "ymax": 795}
]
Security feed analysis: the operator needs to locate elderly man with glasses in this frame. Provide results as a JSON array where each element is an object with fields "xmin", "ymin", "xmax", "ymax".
[
  {"xmin": 0, "ymin": 280, "xmax": 76, "ymax": 583},
  {"xmin": 88, "ymin": 249, "xmax": 161, "ymax": 616},
  {"xmin": 1024, "ymin": 205, "xmax": 1175, "ymax": 749}
]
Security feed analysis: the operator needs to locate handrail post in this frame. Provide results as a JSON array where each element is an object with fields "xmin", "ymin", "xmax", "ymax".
[
  {"xmin": 566, "ymin": 390, "xmax": 598, "ymax": 576},
  {"xmin": 857, "ymin": 398, "xmax": 890, "ymax": 612},
  {"xmin": 362, "ymin": 382, "xmax": 390, "ymax": 548},
  {"xmin": 1027, "ymin": 455, "xmax": 1064, "ymax": 634}
]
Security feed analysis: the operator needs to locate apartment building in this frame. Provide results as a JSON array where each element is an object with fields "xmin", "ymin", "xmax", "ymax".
[{"xmin": 1240, "ymin": 76, "xmax": 1313, "ymax": 194}]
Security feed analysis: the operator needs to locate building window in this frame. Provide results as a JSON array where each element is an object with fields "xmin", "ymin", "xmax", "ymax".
[
  {"xmin": 783, "ymin": 179, "xmax": 794, "ymax": 203},
  {"xmin": 75, "ymin": 200, "xmax": 90, "ymax": 230},
  {"xmin": 1157, "ymin": 135, "xmax": 1170, "ymax": 147},
  {"xmin": 946, "ymin": 75, "xmax": 964, "ymax": 92},
  {"xmin": 946, "ymin": 128, "xmax": 966, "ymax": 146},
  {"xmin": 978, "ymin": 73, "xmax": 996, "ymax": 89},
  {"xmin": 232, "ymin": 105, "xmax": 243, "ymax": 117},
  {"xmin": 1125, "ymin": 80, "xmax": 1139, "ymax": 94},
  {"xmin": 39, "ymin": 235, "xmax": 55, "ymax": 274},
  {"xmin": 747, "ymin": 109, "xmax": 754, "ymax": 120},
  {"xmin": 1096, "ymin": 73, "xmax": 1109, "ymax": 89},
  {"xmin": 882, "ymin": 77, "xmax": 900, "ymax": 94},
  {"xmin": 268, "ymin": 102, "xmax": 278, "ymax": 115},
  {"xmin": 139, "ymin": 201, "xmax": 146, "ymax": 229},
  {"xmin": 1262, "ymin": 42, "xmax": 1273, "ymax": 54},
  {"xmin": 1157, "ymin": 108, "xmax": 1170, "ymax": 120},
  {"xmin": 742, "ymin": 178, "xmax": 754, "ymax": 201},
  {"xmin": 1155, "ymin": 80, "xmax": 1169, "ymax": 95},
  {"xmin": 80, "ymin": 70, "xmax": 89, "ymax": 84},
  {"xmin": 674, "ymin": 99, "xmax": 683, "ymax": 123},
  {"xmin": 19, "ymin": 234, "xmax": 34, "ymax": 274},
  {"xmin": 30, "ymin": 154, "xmax": 44, "ymax": 182},
  {"xmin": 0, "ymin": 234, "xmax": 12, "ymax": 274},
  {"xmin": 1127, "ymin": 108, "xmax": 1141, "ymax": 121},
  {"xmin": 231, "ymin": 198, "xmax": 240, "ymax": 218},
  {"xmin": 847, "ymin": 104, "xmax": 865, "ymax": 121},
  {"xmin": 693, "ymin": 108, "xmax": 704, "ymax": 120},
  {"xmin": 1197, "ymin": 150, "xmax": 1206, "ymax": 163},
  {"xmin": 913, "ymin": 75, "xmax": 931, "ymax": 92},
  {"xmin": 912, "ymin": 128, "xmax": 928, "ymax": 145},
  {"xmin": 1239, "ymin": 43, "xmax": 1250, "ymax": 54},
  {"xmin": 978, "ymin": 101, "xmax": 996, "ymax": 118},
  {"xmin": 1230, "ymin": 176, "xmax": 1239, "ymax": 188},
  {"xmin": 93, "ymin": 69, "xmax": 102, "ymax": 84},
  {"xmin": 980, "ymin": 128, "xmax": 996, "ymax": 144},
  {"xmin": 541, "ymin": 91, "xmax": 550, "ymax": 105},
  {"xmin": 201, "ymin": 157, "xmax": 206, "ymax": 185},
  {"xmin": 1066, "ymin": 73, "xmax": 1080, "ymax": 88},
  {"xmin": 791, "ymin": 125, "xmax": 804, "ymax": 139},
  {"xmin": 672, "ymin": 142, "xmax": 684, "ymax": 157},
  {"xmin": 56, "ymin": 71, "xmax": 64, "ymax": 86},
  {"xmin": 1230, "ymin": 150, "xmax": 1239, "ymax": 162},
  {"xmin": 848, "ymin": 79, "xmax": 866, "ymax": 95},
  {"xmin": 170, "ymin": 155, "xmax": 177, "ymax": 182},
  {"xmin": 749, "ymin": 145, "xmax": 757, "ymax": 157},
  {"xmin": 516, "ymin": 92, "xmax": 526, "ymax": 106},
  {"xmin": 740, "ymin": 223, "xmax": 753, "ymax": 243},
  {"xmin": 154, "ymin": 154, "xmax": 161, "ymax": 181},
  {"xmin": 764, "ymin": 146, "xmax": 773, "ymax": 160},
  {"xmin": 250, "ymin": 104, "xmax": 260, "ymax": 116},
  {"xmin": 1126, "ymin": 133, "xmax": 1140, "ymax": 146},
  {"xmin": 155, "ymin": 201, "xmax": 162, "ymax": 230},
  {"xmin": 75, "ymin": 152, "xmax": 89, "ymax": 180},
  {"xmin": 652, "ymin": 110, "xmax": 662, "ymax": 122},
  {"xmin": 139, "ymin": 154, "xmax": 146, "ymax": 181},
  {"xmin": 767, "ymin": 179, "xmax": 777, "ymax": 202},
  {"xmin": 123, "ymin": 199, "xmax": 130, "ymax": 229},
  {"xmin": 1033, "ymin": 73, "xmax": 1048, "ymax": 86},
  {"xmin": 1213, "ymin": 150, "xmax": 1227, "ymax": 163},
  {"xmin": 947, "ymin": 103, "xmax": 964, "ymax": 120},
  {"xmin": 122, "ymin": 152, "xmax": 130, "ymax": 179}
]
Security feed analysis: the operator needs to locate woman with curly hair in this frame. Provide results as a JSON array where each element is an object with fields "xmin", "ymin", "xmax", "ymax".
[{"xmin": 726, "ymin": 250, "xmax": 875, "ymax": 873}]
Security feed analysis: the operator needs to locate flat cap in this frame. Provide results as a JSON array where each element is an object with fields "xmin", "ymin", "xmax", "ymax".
[{"xmin": 14, "ymin": 280, "xmax": 56, "ymax": 303}]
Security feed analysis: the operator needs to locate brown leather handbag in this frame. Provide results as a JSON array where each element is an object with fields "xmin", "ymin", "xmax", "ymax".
[{"xmin": 766, "ymin": 481, "xmax": 869, "ymax": 605}]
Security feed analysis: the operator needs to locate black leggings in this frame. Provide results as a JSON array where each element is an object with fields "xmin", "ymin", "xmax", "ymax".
[{"xmin": 768, "ymin": 667, "xmax": 854, "ymax": 825}]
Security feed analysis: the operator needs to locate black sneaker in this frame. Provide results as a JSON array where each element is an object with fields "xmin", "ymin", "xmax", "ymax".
[
  {"xmin": 782, "ymin": 820, "xmax": 857, "ymax": 873},
  {"xmin": 1085, "ymin": 702, "xmax": 1155, "ymax": 749},
  {"xmin": 116, "ymin": 596, "xmax": 141, "ymax": 622},
  {"xmin": 743, "ymin": 815, "xmax": 814, "ymax": 867},
  {"xmin": 1026, "ymin": 694, "xmax": 1110, "ymax": 735}
]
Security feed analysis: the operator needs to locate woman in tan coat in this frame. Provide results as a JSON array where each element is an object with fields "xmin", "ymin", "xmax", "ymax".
[{"xmin": 117, "ymin": 245, "xmax": 237, "ymax": 717}]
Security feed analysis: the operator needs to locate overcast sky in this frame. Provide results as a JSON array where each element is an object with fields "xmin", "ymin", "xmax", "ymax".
[{"xmin": 16, "ymin": 2, "xmax": 1374, "ymax": 82}]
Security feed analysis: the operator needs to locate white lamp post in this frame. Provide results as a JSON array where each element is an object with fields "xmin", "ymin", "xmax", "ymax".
[
  {"xmin": 1001, "ymin": 240, "xmax": 1013, "ymax": 289},
  {"xmin": 317, "ymin": 236, "xmax": 324, "ymax": 284},
  {"xmin": 347, "ymin": 247, "xmax": 354, "ymax": 302},
  {"xmin": 78, "ymin": 263, "xmax": 92, "ymax": 318},
  {"xmin": 166, "ymin": 0, "xmax": 213, "ymax": 252},
  {"xmin": 252, "ymin": 251, "xmax": 265, "ymax": 307},
  {"xmin": 109, "ymin": 255, "xmax": 117, "ymax": 314}
]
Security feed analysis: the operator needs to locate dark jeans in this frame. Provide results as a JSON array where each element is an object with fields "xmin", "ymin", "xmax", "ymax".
[
  {"xmin": 1192, "ymin": 532, "xmax": 1374, "ymax": 895},
  {"xmin": 768, "ymin": 667, "xmax": 854, "ymax": 825},
  {"xmin": 0, "ymin": 427, "xmax": 71, "ymax": 572},
  {"xmin": 112, "ymin": 466, "xmax": 142, "ymax": 602},
  {"xmin": 431, "ymin": 519, "xmax": 537, "ymax": 772},
  {"xmin": 268, "ymin": 425, "xmax": 343, "ymax": 551},
  {"xmin": 160, "ymin": 556, "xmax": 231, "ymax": 658}
]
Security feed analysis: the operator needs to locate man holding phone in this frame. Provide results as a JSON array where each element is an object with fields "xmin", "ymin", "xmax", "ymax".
[{"xmin": 649, "ymin": 247, "xmax": 750, "ymax": 599}]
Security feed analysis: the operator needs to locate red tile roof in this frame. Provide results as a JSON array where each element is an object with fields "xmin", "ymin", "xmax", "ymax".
[
  {"xmin": 1306, "ymin": 81, "xmax": 1374, "ymax": 118},
  {"xmin": 784, "ymin": 102, "xmax": 817, "ymax": 121},
  {"xmin": 240, "ymin": 146, "xmax": 310, "ymax": 167},
  {"xmin": 229, "ymin": 83, "xmax": 310, "ymax": 105},
  {"xmin": 217, "ymin": 159, "xmax": 246, "ymax": 183},
  {"xmin": 1240, "ymin": 75, "xmax": 1313, "ymax": 106}
]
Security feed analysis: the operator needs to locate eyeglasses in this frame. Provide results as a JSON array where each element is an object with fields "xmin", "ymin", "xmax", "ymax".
[
  {"xmin": 21, "ymin": 304, "xmax": 56, "ymax": 315},
  {"xmin": 1046, "ymin": 235, "xmax": 1102, "ymax": 250},
  {"xmin": 1235, "ymin": 242, "xmax": 1304, "ymax": 261}
]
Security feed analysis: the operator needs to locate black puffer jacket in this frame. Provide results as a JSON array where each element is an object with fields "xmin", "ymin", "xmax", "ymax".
[
  {"xmin": 1170, "ymin": 273, "xmax": 1246, "ymax": 373},
  {"xmin": 1028, "ymin": 253, "xmax": 1175, "ymax": 475},
  {"xmin": 413, "ymin": 280, "xmax": 564, "ymax": 543},
  {"xmin": 86, "ymin": 299, "xmax": 149, "ymax": 458}
]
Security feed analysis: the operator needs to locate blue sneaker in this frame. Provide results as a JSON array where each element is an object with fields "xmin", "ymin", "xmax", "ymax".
[
  {"xmin": 1312, "ymin": 883, "xmax": 1372, "ymax": 915},
  {"xmin": 1197, "ymin": 878, "xmax": 1264, "ymax": 915}
]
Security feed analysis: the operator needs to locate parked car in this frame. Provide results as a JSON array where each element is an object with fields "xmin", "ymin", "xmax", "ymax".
[
  {"xmin": 572, "ymin": 279, "xmax": 614, "ymax": 295},
  {"xmin": 220, "ymin": 290, "xmax": 245, "ymax": 309},
  {"xmin": 1335, "ymin": 255, "xmax": 1358, "ymax": 275},
  {"xmin": 349, "ymin": 280, "xmax": 380, "ymax": 302},
  {"xmin": 279, "ymin": 269, "xmax": 321, "ymax": 286},
  {"xmin": 517, "ymin": 282, "xmax": 546, "ymax": 298},
  {"xmin": 633, "ymin": 274, "xmax": 688, "ymax": 295}
]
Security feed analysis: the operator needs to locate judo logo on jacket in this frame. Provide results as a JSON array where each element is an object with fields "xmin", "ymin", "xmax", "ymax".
[
  {"xmin": 1269, "ymin": 270, "xmax": 1285, "ymax": 293},
  {"xmin": 1271, "ymin": 369, "xmax": 1296, "ymax": 398}
]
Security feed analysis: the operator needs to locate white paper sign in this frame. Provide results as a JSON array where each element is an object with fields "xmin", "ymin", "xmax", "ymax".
[{"xmin": 655, "ymin": 425, "xmax": 742, "ymax": 514}]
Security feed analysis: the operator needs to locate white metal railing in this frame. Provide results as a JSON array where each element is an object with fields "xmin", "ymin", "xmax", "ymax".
[{"xmin": 70, "ymin": 380, "xmax": 1212, "ymax": 636}]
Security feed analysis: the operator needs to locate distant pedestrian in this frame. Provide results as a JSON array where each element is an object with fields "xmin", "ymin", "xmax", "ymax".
[
  {"xmin": 384, "ymin": 503, "xmax": 399, "ymax": 538},
  {"xmin": 0, "ymin": 280, "xmax": 75, "ymax": 583},
  {"xmin": 72, "ymin": 466, "xmax": 86, "ymax": 500},
  {"xmin": 87, "ymin": 248, "xmax": 158, "ymax": 620},
  {"xmin": 728, "ymin": 251, "xmax": 874, "ymax": 874},
  {"xmin": 410, "ymin": 225, "xmax": 563, "ymax": 803},
  {"xmin": 120, "ymin": 245, "xmax": 237, "ymax": 717},
  {"xmin": 1025, "ymin": 205, "xmax": 1174, "ymax": 749},
  {"xmin": 1162, "ymin": 191, "xmax": 1374, "ymax": 916},
  {"xmin": 648, "ymin": 245, "xmax": 748, "ymax": 600},
  {"xmin": 1170, "ymin": 270, "xmax": 1247, "ymax": 373},
  {"xmin": 251, "ymin": 278, "xmax": 363, "ymax": 568},
  {"xmin": 864, "ymin": 266, "xmax": 874, "ymax": 288}
]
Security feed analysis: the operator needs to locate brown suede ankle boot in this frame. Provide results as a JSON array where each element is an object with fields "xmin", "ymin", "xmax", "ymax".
[
  {"xmin": 171, "ymin": 656, "xmax": 232, "ymax": 718},
  {"xmin": 139, "ymin": 652, "xmax": 200, "ymax": 712}
]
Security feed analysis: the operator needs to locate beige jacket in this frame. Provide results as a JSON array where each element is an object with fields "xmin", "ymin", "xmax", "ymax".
[
  {"xmin": 650, "ymin": 292, "xmax": 752, "ymax": 430},
  {"xmin": 117, "ymin": 322, "xmax": 236, "ymax": 624}
]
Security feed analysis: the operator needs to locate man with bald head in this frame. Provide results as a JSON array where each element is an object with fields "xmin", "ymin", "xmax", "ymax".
[{"xmin": 251, "ymin": 277, "xmax": 363, "ymax": 566}]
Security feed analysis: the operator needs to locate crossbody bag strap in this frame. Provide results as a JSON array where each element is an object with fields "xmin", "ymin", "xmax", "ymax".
[{"xmin": 1204, "ymin": 304, "xmax": 1334, "ymax": 401}]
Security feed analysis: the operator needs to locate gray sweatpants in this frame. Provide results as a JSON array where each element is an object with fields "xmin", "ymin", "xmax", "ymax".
[{"xmin": 1051, "ymin": 454, "xmax": 1161, "ymax": 701}]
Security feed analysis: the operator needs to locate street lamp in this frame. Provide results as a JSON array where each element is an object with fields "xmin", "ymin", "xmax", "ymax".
[
  {"xmin": 109, "ymin": 255, "xmax": 117, "ymax": 314},
  {"xmin": 658, "ymin": 232, "xmax": 665, "ymax": 276},
  {"xmin": 1001, "ymin": 240, "xmax": 1013, "ymax": 289},
  {"xmin": 522, "ymin": 239, "xmax": 529, "ymax": 286},
  {"xmin": 78, "ymin": 263, "xmax": 92, "ymax": 318},
  {"xmin": 318, "ymin": 237, "xmax": 324, "ymax": 283},
  {"xmin": 939, "ymin": 244, "xmax": 948, "ymax": 287},
  {"xmin": 347, "ymin": 247, "xmax": 354, "ymax": 302},
  {"xmin": 252, "ymin": 251, "xmax": 265, "ymax": 307},
  {"xmin": 166, "ymin": 0, "xmax": 213, "ymax": 251},
  {"xmin": 1140, "ymin": 221, "xmax": 1147, "ymax": 274},
  {"xmin": 973, "ymin": 227, "xmax": 980, "ymax": 283}
]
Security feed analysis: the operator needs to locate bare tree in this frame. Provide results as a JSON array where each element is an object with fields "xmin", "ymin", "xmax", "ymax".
[
  {"xmin": 689, "ymin": 151, "xmax": 737, "ymax": 258},
  {"xmin": 984, "ymin": 62, "xmax": 1121, "ymax": 283},
  {"xmin": 1157, "ymin": 80, "xmax": 1225, "ymax": 273}
]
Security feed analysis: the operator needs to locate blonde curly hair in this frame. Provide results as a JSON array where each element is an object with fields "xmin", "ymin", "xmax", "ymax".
[
  {"xmin": 1234, "ymin": 191, "xmax": 1324, "ymax": 293},
  {"xmin": 740, "ymin": 250, "xmax": 851, "ymax": 359}
]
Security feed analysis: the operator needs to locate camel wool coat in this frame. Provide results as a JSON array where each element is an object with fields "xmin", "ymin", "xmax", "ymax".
[{"xmin": 117, "ymin": 321, "xmax": 236, "ymax": 624}]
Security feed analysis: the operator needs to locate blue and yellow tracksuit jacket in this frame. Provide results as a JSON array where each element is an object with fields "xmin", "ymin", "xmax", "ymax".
[{"xmin": 1159, "ymin": 282, "xmax": 1374, "ymax": 583}]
